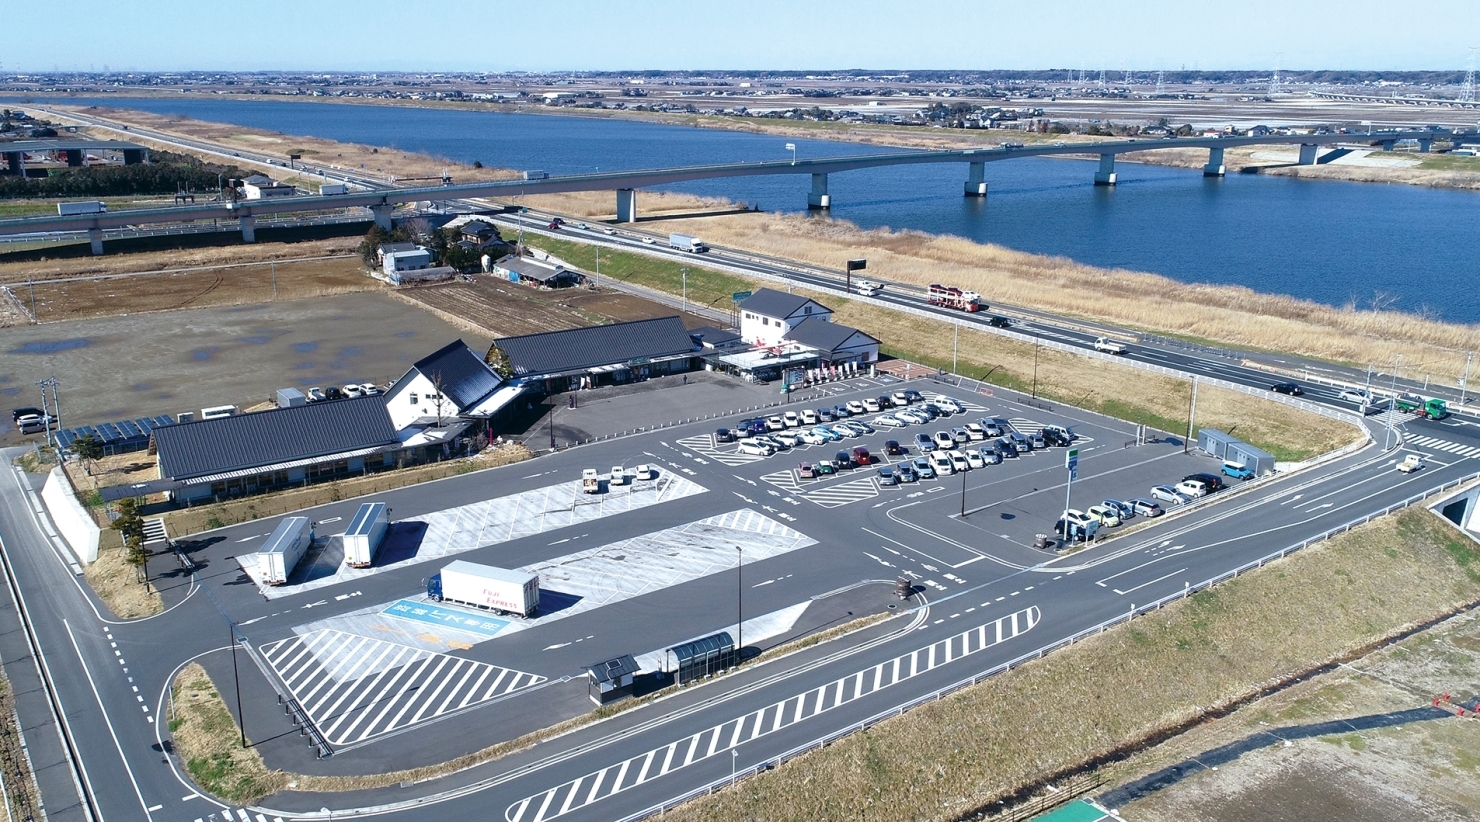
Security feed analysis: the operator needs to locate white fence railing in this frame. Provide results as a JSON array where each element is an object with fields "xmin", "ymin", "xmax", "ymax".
[{"xmin": 616, "ymin": 467, "xmax": 1479, "ymax": 822}]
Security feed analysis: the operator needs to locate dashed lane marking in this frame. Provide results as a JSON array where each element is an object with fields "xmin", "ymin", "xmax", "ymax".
[{"xmin": 507, "ymin": 607, "xmax": 1041, "ymax": 822}]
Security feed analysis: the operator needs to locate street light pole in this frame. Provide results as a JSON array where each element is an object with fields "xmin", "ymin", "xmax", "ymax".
[
  {"xmin": 230, "ymin": 622, "xmax": 246, "ymax": 748},
  {"xmin": 1032, "ymin": 332, "xmax": 1040, "ymax": 398},
  {"xmin": 735, "ymin": 546, "xmax": 743, "ymax": 667},
  {"xmin": 959, "ymin": 464, "xmax": 967, "ymax": 517},
  {"xmin": 785, "ymin": 142, "xmax": 796, "ymax": 165},
  {"xmin": 1386, "ymin": 355, "xmax": 1401, "ymax": 449},
  {"xmin": 682, "ymin": 267, "xmax": 688, "ymax": 307},
  {"xmin": 1463, "ymin": 352, "xmax": 1473, "ymax": 405},
  {"xmin": 953, "ymin": 321, "xmax": 959, "ymax": 375}
]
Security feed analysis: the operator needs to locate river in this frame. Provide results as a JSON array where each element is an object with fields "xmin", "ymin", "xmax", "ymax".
[{"xmin": 10, "ymin": 97, "xmax": 1480, "ymax": 322}]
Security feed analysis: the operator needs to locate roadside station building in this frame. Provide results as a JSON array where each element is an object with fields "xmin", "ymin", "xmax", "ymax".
[
  {"xmin": 737, "ymin": 288, "xmax": 832, "ymax": 347},
  {"xmin": 719, "ymin": 288, "xmax": 880, "ymax": 383},
  {"xmin": 488, "ymin": 316, "xmax": 699, "ymax": 393}
]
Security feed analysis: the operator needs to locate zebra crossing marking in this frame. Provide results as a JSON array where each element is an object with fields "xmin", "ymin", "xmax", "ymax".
[
  {"xmin": 802, "ymin": 476, "xmax": 880, "ymax": 508},
  {"xmin": 193, "ymin": 813, "xmax": 284, "ymax": 822},
  {"xmin": 506, "ymin": 606, "xmax": 1041, "ymax": 822},
  {"xmin": 1405, "ymin": 434, "xmax": 1480, "ymax": 458},
  {"xmin": 675, "ymin": 434, "xmax": 765, "ymax": 466},
  {"xmin": 261, "ymin": 629, "xmax": 545, "ymax": 748}
]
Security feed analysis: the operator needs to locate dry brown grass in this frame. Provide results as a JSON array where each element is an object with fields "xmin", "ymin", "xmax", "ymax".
[
  {"xmin": 21, "ymin": 255, "xmax": 378, "ymax": 321},
  {"xmin": 164, "ymin": 444, "xmax": 534, "ymax": 537},
  {"xmin": 659, "ymin": 507, "xmax": 1480, "ymax": 822},
  {"xmin": 83, "ymin": 542, "xmax": 163, "ymax": 618},
  {"xmin": 650, "ymin": 210, "xmax": 1480, "ymax": 383},
  {"xmin": 0, "ymin": 237, "xmax": 360, "ymax": 283},
  {"xmin": 169, "ymin": 663, "xmax": 289, "ymax": 804}
]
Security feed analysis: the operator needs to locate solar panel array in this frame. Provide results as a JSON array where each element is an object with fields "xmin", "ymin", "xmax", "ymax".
[{"xmin": 56, "ymin": 415, "xmax": 175, "ymax": 453}]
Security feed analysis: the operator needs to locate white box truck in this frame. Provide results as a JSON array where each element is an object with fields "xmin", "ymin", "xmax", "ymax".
[
  {"xmin": 342, "ymin": 502, "xmax": 389, "ymax": 568},
  {"xmin": 259, "ymin": 517, "xmax": 313, "ymax": 585},
  {"xmin": 318, "ymin": 182, "xmax": 349, "ymax": 195},
  {"xmin": 669, "ymin": 233, "xmax": 707, "ymax": 253},
  {"xmin": 426, "ymin": 560, "xmax": 539, "ymax": 616},
  {"xmin": 57, "ymin": 201, "xmax": 106, "ymax": 216},
  {"xmin": 523, "ymin": 170, "xmax": 549, "ymax": 181}
]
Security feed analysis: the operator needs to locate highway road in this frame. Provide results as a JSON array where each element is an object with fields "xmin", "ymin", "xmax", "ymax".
[{"xmin": 4, "ymin": 108, "xmax": 1480, "ymax": 822}]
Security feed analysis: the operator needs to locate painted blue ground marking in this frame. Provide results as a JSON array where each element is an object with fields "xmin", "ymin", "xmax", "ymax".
[{"xmin": 382, "ymin": 599, "xmax": 509, "ymax": 637}]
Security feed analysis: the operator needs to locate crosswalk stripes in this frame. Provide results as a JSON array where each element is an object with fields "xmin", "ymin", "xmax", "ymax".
[
  {"xmin": 1405, "ymin": 434, "xmax": 1480, "ymax": 458},
  {"xmin": 193, "ymin": 811, "xmax": 285, "ymax": 822},
  {"xmin": 759, "ymin": 468, "xmax": 805, "ymax": 494},
  {"xmin": 801, "ymin": 476, "xmax": 880, "ymax": 508},
  {"xmin": 675, "ymin": 434, "xmax": 765, "ymax": 467},
  {"xmin": 506, "ymin": 606, "xmax": 1041, "ymax": 822},
  {"xmin": 261, "ymin": 629, "xmax": 546, "ymax": 748},
  {"xmin": 1372, "ymin": 409, "xmax": 1416, "ymax": 427},
  {"xmin": 1007, "ymin": 418, "xmax": 1095, "ymax": 445}
]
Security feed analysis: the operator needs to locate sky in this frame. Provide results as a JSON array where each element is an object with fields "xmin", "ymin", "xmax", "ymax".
[{"xmin": 6, "ymin": 0, "xmax": 1475, "ymax": 73}]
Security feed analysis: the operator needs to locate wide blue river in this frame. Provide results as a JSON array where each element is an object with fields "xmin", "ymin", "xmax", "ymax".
[{"xmin": 12, "ymin": 97, "xmax": 1480, "ymax": 322}]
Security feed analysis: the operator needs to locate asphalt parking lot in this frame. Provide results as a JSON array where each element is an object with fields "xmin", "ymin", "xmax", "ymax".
[{"xmin": 148, "ymin": 376, "xmax": 1240, "ymax": 777}]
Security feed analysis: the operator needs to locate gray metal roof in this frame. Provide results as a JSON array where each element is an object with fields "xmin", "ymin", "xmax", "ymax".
[
  {"xmin": 785, "ymin": 318, "xmax": 877, "ymax": 354},
  {"xmin": 688, "ymin": 326, "xmax": 742, "ymax": 348},
  {"xmin": 494, "ymin": 316, "xmax": 697, "ymax": 377},
  {"xmin": 585, "ymin": 654, "xmax": 639, "ymax": 685},
  {"xmin": 412, "ymin": 340, "xmax": 505, "ymax": 410},
  {"xmin": 153, "ymin": 397, "xmax": 399, "ymax": 481},
  {"xmin": 737, "ymin": 288, "xmax": 828, "ymax": 320}
]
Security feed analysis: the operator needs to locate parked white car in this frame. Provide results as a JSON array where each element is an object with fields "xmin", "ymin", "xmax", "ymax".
[
  {"xmin": 798, "ymin": 429, "xmax": 828, "ymax": 445},
  {"xmin": 801, "ymin": 409, "xmax": 819, "ymax": 425},
  {"xmin": 932, "ymin": 430, "xmax": 956, "ymax": 449},
  {"xmin": 929, "ymin": 452, "xmax": 955, "ymax": 476},
  {"xmin": 783, "ymin": 411, "xmax": 801, "ymax": 428},
  {"xmin": 874, "ymin": 414, "xmax": 905, "ymax": 428},
  {"xmin": 933, "ymin": 396, "xmax": 964, "ymax": 414},
  {"xmin": 863, "ymin": 398, "xmax": 882, "ymax": 412},
  {"xmin": 1150, "ymin": 485, "xmax": 1190, "ymax": 504},
  {"xmin": 947, "ymin": 449, "xmax": 971, "ymax": 472},
  {"xmin": 1176, "ymin": 479, "xmax": 1209, "ymax": 498},
  {"xmin": 737, "ymin": 440, "xmax": 774, "ymax": 456},
  {"xmin": 846, "ymin": 400, "xmax": 867, "ymax": 415}
]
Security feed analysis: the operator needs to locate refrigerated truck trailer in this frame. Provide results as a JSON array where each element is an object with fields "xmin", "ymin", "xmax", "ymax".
[
  {"xmin": 342, "ymin": 502, "xmax": 389, "ymax": 568},
  {"xmin": 426, "ymin": 560, "xmax": 539, "ymax": 617},
  {"xmin": 259, "ymin": 516, "xmax": 313, "ymax": 585}
]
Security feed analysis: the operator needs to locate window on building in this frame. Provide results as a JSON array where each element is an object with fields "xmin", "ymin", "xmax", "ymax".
[{"xmin": 410, "ymin": 393, "xmax": 418, "ymax": 404}]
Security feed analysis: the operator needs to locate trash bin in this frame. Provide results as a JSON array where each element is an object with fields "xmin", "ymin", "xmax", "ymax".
[{"xmin": 1034, "ymin": 534, "xmax": 1049, "ymax": 550}]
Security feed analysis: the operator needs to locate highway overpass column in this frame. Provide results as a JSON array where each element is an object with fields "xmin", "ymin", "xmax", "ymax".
[
  {"xmin": 964, "ymin": 161, "xmax": 988, "ymax": 197},
  {"xmin": 88, "ymin": 228, "xmax": 103, "ymax": 256},
  {"xmin": 239, "ymin": 214, "xmax": 256, "ymax": 243},
  {"xmin": 1093, "ymin": 153, "xmax": 1117, "ymax": 186},
  {"xmin": 370, "ymin": 204, "xmax": 394, "ymax": 231},
  {"xmin": 616, "ymin": 188, "xmax": 637, "ymax": 223},
  {"xmin": 1298, "ymin": 143, "xmax": 1320, "ymax": 165},
  {"xmin": 66, "ymin": 150, "xmax": 84, "ymax": 168},
  {"xmin": 1419, "ymin": 138, "xmax": 1433, "ymax": 153},
  {"xmin": 2, "ymin": 151, "xmax": 22, "ymax": 176},
  {"xmin": 807, "ymin": 174, "xmax": 831, "ymax": 210},
  {"xmin": 1203, "ymin": 146, "xmax": 1226, "ymax": 177},
  {"xmin": 1380, "ymin": 140, "xmax": 1396, "ymax": 152}
]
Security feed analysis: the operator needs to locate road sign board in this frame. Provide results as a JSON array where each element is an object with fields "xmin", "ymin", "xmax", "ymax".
[
  {"xmin": 846, "ymin": 259, "xmax": 868, "ymax": 272},
  {"xmin": 732, "ymin": 290, "xmax": 753, "ymax": 303},
  {"xmin": 1066, "ymin": 448, "xmax": 1079, "ymax": 470}
]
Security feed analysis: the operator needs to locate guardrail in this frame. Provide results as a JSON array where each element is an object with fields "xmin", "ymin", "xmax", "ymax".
[{"xmin": 617, "ymin": 467, "xmax": 1476, "ymax": 822}]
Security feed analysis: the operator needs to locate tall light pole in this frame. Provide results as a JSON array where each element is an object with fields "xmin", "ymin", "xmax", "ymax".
[
  {"xmin": 952, "ymin": 321, "xmax": 960, "ymax": 375},
  {"xmin": 681, "ymin": 267, "xmax": 688, "ymax": 307},
  {"xmin": 735, "ymin": 546, "xmax": 743, "ymax": 667},
  {"xmin": 1031, "ymin": 332, "xmax": 1041, "ymax": 398},
  {"xmin": 785, "ymin": 143, "xmax": 796, "ymax": 165},
  {"xmin": 1462, "ymin": 352, "xmax": 1473, "ymax": 405},
  {"xmin": 1386, "ymin": 355, "xmax": 1401, "ymax": 449},
  {"xmin": 230, "ymin": 623, "xmax": 246, "ymax": 748}
]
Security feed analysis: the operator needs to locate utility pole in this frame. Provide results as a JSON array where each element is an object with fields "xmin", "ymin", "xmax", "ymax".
[
  {"xmin": 1184, "ymin": 377, "xmax": 1198, "ymax": 454},
  {"xmin": 1032, "ymin": 332, "xmax": 1040, "ymax": 398},
  {"xmin": 959, "ymin": 463, "xmax": 967, "ymax": 517},
  {"xmin": 1385, "ymin": 355, "xmax": 1401, "ymax": 449},
  {"xmin": 271, "ymin": 260, "xmax": 277, "ymax": 299},
  {"xmin": 1064, "ymin": 447, "xmax": 1079, "ymax": 538},
  {"xmin": 1463, "ymin": 352, "xmax": 1473, "ymax": 405},
  {"xmin": 230, "ymin": 623, "xmax": 246, "ymax": 748},
  {"xmin": 952, "ymin": 321, "xmax": 959, "ymax": 375},
  {"xmin": 681, "ymin": 267, "xmax": 688, "ymax": 307},
  {"xmin": 735, "ymin": 545, "xmax": 743, "ymax": 668}
]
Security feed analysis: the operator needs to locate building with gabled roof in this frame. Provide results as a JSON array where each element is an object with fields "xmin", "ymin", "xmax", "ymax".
[
  {"xmin": 382, "ymin": 339, "xmax": 517, "ymax": 430},
  {"xmin": 736, "ymin": 288, "xmax": 832, "ymax": 347},
  {"xmin": 784, "ymin": 317, "xmax": 880, "ymax": 362},
  {"xmin": 488, "ymin": 316, "xmax": 699, "ymax": 390}
]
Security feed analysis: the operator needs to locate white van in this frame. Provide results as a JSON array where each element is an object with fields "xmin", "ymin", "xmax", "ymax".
[
  {"xmin": 609, "ymin": 466, "xmax": 627, "ymax": 486},
  {"xmin": 737, "ymin": 440, "xmax": 774, "ymax": 457}
]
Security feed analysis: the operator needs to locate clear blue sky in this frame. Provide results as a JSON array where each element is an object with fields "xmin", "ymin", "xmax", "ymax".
[{"xmin": 7, "ymin": 0, "xmax": 1472, "ymax": 73}]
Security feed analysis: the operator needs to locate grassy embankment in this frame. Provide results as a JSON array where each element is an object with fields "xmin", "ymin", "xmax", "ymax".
[
  {"xmin": 661, "ymin": 507, "xmax": 1480, "ymax": 822},
  {"xmin": 531, "ymin": 236, "xmax": 1355, "ymax": 461}
]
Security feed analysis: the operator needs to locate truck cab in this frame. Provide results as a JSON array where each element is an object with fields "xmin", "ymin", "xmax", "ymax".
[
  {"xmin": 1093, "ymin": 337, "xmax": 1127, "ymax": 355},
  {"xmin": 1397, "ymin": 454, "xmax": 1425, "ymax": 473}
]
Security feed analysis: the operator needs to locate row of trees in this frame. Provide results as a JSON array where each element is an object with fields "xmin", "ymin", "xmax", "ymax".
[
  {"xmin": 356, "ymin": 221, "xmax": 502, "ymax": 273},
  {"xmin": 0, "ymin": 150, "xmax": 245, "ymax": 199}
]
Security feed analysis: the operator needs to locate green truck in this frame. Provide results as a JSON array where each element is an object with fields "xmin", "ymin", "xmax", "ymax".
[{"xmin": 1396, "ymin": 393, "xmax": 1449, "ymax": 420}]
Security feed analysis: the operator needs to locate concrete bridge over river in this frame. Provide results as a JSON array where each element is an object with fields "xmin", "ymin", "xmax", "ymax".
[{"xmin": 0, "ymin": 128, "xmax": 1471, "ymax": 254}]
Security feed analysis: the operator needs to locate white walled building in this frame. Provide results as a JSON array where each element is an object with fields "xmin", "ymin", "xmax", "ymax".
[
  {"xmin": 736, "ymin": 288, "xmax": 833, "ymax": 348},
  {"xmin": 382, "ymin": 340, "xmax": 516, "ymax": 431}
]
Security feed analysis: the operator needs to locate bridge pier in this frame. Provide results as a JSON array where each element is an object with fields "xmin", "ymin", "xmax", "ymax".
[
  {"xmin": 66, "ymin": 150, "xmax": 85, "ymax": 168},
  {"xmin": 3, "ymin": 151, "xmax": 22, "ymax": 176},
  {"xmin": 1203, "ymin": 147, "xmax": 1226, "ymax": 177},
  {"xmin": 1380, "ymin": 139, "xmax": 1396, "ymax": 152},
  {"xmin": 963, "ymin": 161, "xmax": 988, "ymax": 197},
  {"xmin": 1419, "ymin": 138, "xmax": 1433, "ymax": 153},
  {"xmin": 1093, "ymin": 153, "xmax": 1117, "ymax": 186},
  {"xmin": 88, "ymin": 228, "xmax": 103, "ymax": 256},
  {"xmin": 239, "ymin": 214, "xmax": 256, "ymax": 243},
  {"xmin": 807, "ymin": 173, "xmax": 830, "ymax": 210},
  {"xmin": 370, "ymin": 204, "xmax": 394, "ymax": 231},
  {"xmin": 616, "ymin": 188, "xmax": 637, "ymax": 223},
  {"xmin": 1298, "ymin": 143, "xmax": 1320, "ymax": 165}
]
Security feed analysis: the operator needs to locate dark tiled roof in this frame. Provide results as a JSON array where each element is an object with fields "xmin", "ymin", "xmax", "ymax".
[
  {"xmin": 154, "ymin": 397, "xmax": 399, "ymax": 481},
  {"xmin": 689, "ymin": 326, "xmax": 742, "ymax": 347},
  {"xmin": 785, "ymin": 318, "xmax": 878, "ymax": 354},
  {"xmin": 413, "ymin": 340, "xmax": 504, "ymax": 410},
  {"xmin": 494, "ymin": 316, "xmax": 697, "ymax": 377},
  {"xmin": 461, "ymin": 220, "xmax": 497, "ymax": 237},
  {"xmin": 378, "ymin": 242, "xmax": 417, "ymax": 255},
  {"xmin": 738, "ymin": 287, "xmax": 827, "ymax": 320}
]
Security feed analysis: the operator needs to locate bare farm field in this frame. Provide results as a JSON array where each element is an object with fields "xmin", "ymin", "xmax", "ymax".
[{"xmin": 396, "ymin": 277, "xmax": 711, "ymax": 339}]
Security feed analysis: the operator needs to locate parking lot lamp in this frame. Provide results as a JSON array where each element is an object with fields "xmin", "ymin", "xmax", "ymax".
[
  {"xmin": 785, "ymin": 142, "xmax": 796, "ymax": 165},
  {"xmin": 682, "ymin": 267, "xmax": 689, "ymax": 307},
  {"xmin": 1031, "ymin": 332, "xmax": 1041, "ymax": 398},
  {"xmin": 736, "ymin": 545, "xmax": 743, "ymax": 667}
]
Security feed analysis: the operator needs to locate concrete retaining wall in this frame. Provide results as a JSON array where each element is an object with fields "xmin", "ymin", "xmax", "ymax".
[{"xmin": 39, "ymin": 468, "xmax": 99, "ymax": 564}]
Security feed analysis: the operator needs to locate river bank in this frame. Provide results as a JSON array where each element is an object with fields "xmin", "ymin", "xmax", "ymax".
[
  {"xmin": 32, "ymin": 95, "xmax": 1480, "ymax": 192},
  {"xmin": 27, "ymin": 105, "xmax": 1480, "ymax": 384}
]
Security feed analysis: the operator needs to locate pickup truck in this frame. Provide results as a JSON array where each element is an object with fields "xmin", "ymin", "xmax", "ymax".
[
  {"xmin": 1397, "ymin": 455, "xmax": 1425, "ymax": 474},
  {"xmin": 581, "ymin": 468, "xmax": 601, "ymax": 493},
  {"xmin": 1093, "ymin": 337, "xmax": 1127, "ymax": 355}
]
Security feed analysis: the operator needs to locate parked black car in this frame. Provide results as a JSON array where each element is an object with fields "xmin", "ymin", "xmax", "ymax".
[
  {"xmin": 715, "ymin": 428, "xmax": 736, "ymax": 443},
  {"xmin": 834, "ymin": 450, "xmax": 854, "ymax": 469},
  {"xmin": 884, "ymin": 439, "xmax": 904, "ymax": 456},
  {"xmin": 1041, "ymin": 428, "xmax": 1073, "ymax": 447},
  {"xmin": 1184, "ymin": 473, "xmax": 1225, "ymax": 493},
  {"xmin": 903, "ymin": 389, "xmax": 924, "ymax": 403}
]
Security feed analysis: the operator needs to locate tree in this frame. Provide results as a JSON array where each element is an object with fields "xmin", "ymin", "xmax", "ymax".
[
  {"xmin": 112, "ymin": 498, "xmax": 151, "ymax": 589},
  {"xmin": 70, "ymin": 434, "xmax": 103, "ymax": 475},
  {"xmin": 357, "ymin": 225, "xmax": 397, "ymax": 267}
]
